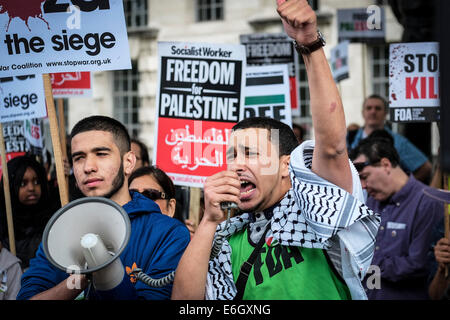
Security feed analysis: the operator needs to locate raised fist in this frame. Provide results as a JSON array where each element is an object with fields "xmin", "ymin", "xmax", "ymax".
[{"xmin": 276, "ymin": 0, "xmax": 318, "ymax": 45}]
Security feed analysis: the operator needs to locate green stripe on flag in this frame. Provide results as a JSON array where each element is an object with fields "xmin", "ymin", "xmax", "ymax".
[{"xmin": 245, "ymin": 95, "xmax": 285, "ymax": 105}]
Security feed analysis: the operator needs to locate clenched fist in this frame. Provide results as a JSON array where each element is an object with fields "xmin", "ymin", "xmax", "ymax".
[
  {"xmin": 203, "ymin": 171, "xmax": 241, "ymax": 225},
  {"xmin": 276, "ymin": 0, "xmax": 318, "ymax": 45}
]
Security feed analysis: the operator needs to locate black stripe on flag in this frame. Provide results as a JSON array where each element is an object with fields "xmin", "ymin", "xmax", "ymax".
[{"xmin": 246, "ymin": 76, "xmax": 284, "ymax": 86}]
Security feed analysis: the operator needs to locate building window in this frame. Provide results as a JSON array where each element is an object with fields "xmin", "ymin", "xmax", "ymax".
[
  {"xmin": 369, "ymin": 44, "xmax": 389, "ymax": 98},
  {"xmin": 197, "ymin": 0, "xmax": 224, "ymax": 22},
  {"xmin": 113, "ymin": 61, "xmax": 140, "ymax": 137},
  {"xmin": 123, "ymin": 0, "xmax": 148, "ymax": 29}
]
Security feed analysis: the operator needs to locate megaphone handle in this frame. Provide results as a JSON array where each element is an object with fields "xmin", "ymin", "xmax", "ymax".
[{"xmin": 130, "ymin": 268, "xmax": 175, "ymax": 288}]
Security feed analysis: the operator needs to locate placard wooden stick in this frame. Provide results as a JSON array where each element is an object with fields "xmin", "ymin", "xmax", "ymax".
[{"xmin": 43, "ymin": 74, "xmax": 69, "ymax": 206}]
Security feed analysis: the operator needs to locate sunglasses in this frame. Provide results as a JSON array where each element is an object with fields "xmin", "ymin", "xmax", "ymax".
[
  {"xmin": 353, "ymin": 160, "xmax": 380, "ymax": 173},
  {"xmin": 130, "ymin": 188, "xmax": 167, "ymax": 200}
]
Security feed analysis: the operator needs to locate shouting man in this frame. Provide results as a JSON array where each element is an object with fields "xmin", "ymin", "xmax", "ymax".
[{"xmin": 172, "ymin": 0, "xmax": 380, "ymax": 300}]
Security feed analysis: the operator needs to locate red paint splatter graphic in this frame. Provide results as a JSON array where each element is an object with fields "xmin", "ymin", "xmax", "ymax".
[{"xmin": 0, "ymin": 0, "xmax": 50, "ymax": 31}]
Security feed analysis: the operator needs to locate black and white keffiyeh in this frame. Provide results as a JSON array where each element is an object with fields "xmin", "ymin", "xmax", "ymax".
[{"xmin": 205, "ymin": 141, "xmax": 380, "ymax": 300}]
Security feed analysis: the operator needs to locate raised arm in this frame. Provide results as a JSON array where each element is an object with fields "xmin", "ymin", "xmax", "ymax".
[{"xmin": 277, "ymin": 0, "xmax": 352, "ymax": 193}]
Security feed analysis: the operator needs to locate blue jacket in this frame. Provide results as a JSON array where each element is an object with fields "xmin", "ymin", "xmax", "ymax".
[
  {"xmin": 348, "ymin": 127, "xmax": 428, "ymax": 174},
  {"xmin": 16, "ymin": 192, "xmax": 190, "ymax": 300}
]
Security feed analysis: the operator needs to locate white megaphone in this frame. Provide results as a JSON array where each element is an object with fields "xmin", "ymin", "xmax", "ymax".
[{"xmin": 42, "ymin": 197, "xmax": 131, "ymax": 291}]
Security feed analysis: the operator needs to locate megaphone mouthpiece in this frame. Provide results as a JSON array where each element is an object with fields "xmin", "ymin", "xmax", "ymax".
[
  {"xmin": 81, "ymin": 233, "xmax": 113, "ymax": 268},
  {"xmin": 80, "ymin": 233, "xmax": 100, "ymax": 249}
]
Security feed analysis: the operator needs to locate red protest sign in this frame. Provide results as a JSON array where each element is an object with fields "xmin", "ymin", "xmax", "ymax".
[
  {"xmin": 157, "ymin": 118, "xmax": 232, "ymax": 186},
  {"xmin": 51, "ymin": 72, "xmax": 92, "ymax": 97}
]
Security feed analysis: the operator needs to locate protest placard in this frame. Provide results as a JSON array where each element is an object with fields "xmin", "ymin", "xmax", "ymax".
[
  {"xmin": 244, "ymin": 64, "xmax": 292, "ymax": 127},
  {"xmin": 240, "ymin": 33, "xmax": 300, "ymax": 117},
  {"xmin": 0, "ymin": 75, "xmax": 47, "ymax": 122},
  {"xmin": 389, "ymin": 42, "xmax": 439, "ymax": 122},
  {"xmin": 0, "ymin": 119, "xmax": 42, "ymax": 175},
  {"xmin": 0, "ymin": 0, "xmax": 131, "ymax": 77},
  {"xmin": 0, "ymin": 0, "xmax": 132, "ymax": 253},
  {"xmin": 153, "ymin": 41, "xmax": 246, "ymax": 188},
  {"xmin": 330, "ymin": 41, "xmax": 350, "ymax": 82},
  {"xmin": 51, "ymin": 71, "xmax": 92, "ymax": 97},
  {"xmin": 337, "ymin": 7, "xmax": 385, "ymax": 43}
]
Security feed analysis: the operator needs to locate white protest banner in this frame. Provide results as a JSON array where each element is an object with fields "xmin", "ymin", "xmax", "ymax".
[
  {"xmin": 389, "ymin": 42, "xmax": 439, "ymax": 122},
  {"xmin": 51, "ymin": 71, "xmax": 92, "ymax": 97},
  {"xmin": 0, "ymin": 0, "xmax": 131, "ymax": 77},
  {"xmin": 244, "ymin": 64, "xmax": 292, "ymax": 127},
  {"xmin": 330, "ymin": 41, "xmax": 350, "ymax": 82},
  {"xmin": 337, "ymin": 7, "xmax": 385, "ymax": 43},
  {"xmin": 0, "ymin": 74, "xmax": 47, "ymax": 122},
  {"xmin": 153, "ymin": 41, "xmax": 246, "ymax": 188},
  {"xmin": 240, "ymin": 33, "xmax": 300, "ymax": 117}
]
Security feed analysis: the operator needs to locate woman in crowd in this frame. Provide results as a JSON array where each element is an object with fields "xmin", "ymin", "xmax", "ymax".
[
  {"xmin": 129, "ymin": 166, "xmax": 202, "ymax": 237},
  {"xmin": 0, "ymin": 155, "xmax": 60, "ymax": 270},
  {"xmin": 129, "ymin": 166, "xmax": 178, "ymax": 219}
]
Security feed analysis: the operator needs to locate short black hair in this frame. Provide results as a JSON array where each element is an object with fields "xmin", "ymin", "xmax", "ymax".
[
  {"xmin": 232, "ymin": 117, "xmax": 299, "ymax": 156},
  {"xmin": 367, "ymin": 129, "xmax": 394, "ymax": 146},
  {"xmin": 128, "ymin": 166, "xmax": 175, "ymax": 200},
  {"xmin": 131, "ymin": 138, "xmax": 150, "ymax": 165},
  {"xmin": 70, "ymin": 115, "xmax": 131, "ymax": 156},
  {"xmin": 350, "ymin": 136, "xmax": 400, "ymax": 168}
]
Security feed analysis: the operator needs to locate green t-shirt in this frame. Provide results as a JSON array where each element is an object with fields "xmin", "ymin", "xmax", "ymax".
[{"xmin": 229, "ymin": 228, "xmax": 351, "ymax": 300}]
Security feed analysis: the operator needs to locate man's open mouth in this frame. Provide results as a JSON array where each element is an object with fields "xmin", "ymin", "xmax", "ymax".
[{"xmin": 240, "ymin": 179, "xmax": 256, "ymax": 199}]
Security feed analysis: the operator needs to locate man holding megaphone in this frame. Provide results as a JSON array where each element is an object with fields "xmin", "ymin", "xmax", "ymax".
[{"xmin": 17, "ymin": 116, "xmax": 190, "ymax": 300}]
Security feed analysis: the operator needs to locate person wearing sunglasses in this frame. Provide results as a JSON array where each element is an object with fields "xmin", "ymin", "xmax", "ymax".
[
  {"xmin": 128, "ymin": 166, "xmax": 176, "ymax": 218},
  {"xmin": 350, "ymin": 137, "xmax": 443, "ymax": 300},
  {"xmin": 129, "ymin": 166, "xmax": 199, "ymax": 239}
]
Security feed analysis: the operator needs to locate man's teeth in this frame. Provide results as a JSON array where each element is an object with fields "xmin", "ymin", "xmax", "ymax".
[
  {"xmin": 241, "ymin": 187, "xmax": 255, "ymax": 195},
  {"xmin": 241, "ymin": 189, "xmax": 253, "ymax": 195}
]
